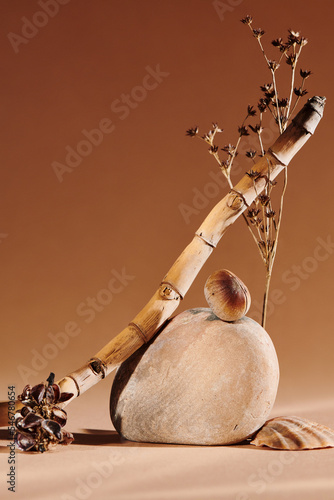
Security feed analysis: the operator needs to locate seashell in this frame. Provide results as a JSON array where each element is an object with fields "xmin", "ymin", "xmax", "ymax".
[
  {"xmin": 204, "ymin": 269, "xmax": 251, "ymax": 322},
  {"xmin": 31, "ymin": 383, "xmax": 46, "ymax": 404},
  {"xmin": 52, "ymin": 408, "xmax": 67, "ymax": 427},
  {"xmin": 20, "ymin": 413, "xmax": 43, "ymax": 429},
  {"xmin": 58, "ymin": 392, "xmax": 74, "ymax": 403},
  {"xmin": 41, "ymin": 419, "xmax": 62, "ymax": 440},
  {"xmin": 14, "ymin": 432, "xmax": 36, "ymax": 452},
  {"xmin": 250, "ymin": 416, "xmax": 334, "ymax": 450}
]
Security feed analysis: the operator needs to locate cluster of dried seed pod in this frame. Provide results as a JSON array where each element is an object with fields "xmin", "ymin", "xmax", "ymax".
[
  {"xmin": 14, "ymin": 373, "xmax": 74, "ymax": 452},
  {"xmin": 204, "ymin": 269, "xmax": 251, "ymax": 322}
]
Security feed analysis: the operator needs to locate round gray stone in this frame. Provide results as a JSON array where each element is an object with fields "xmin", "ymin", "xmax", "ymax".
[{"xmin": 110, "ymin": 308, "xmax": 279, "ymax": 445}]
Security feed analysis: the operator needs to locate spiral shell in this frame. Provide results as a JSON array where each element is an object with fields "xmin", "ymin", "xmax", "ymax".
[{"xmin": 250, "ymin": 416, "xmax": 334, "ymax": 450}]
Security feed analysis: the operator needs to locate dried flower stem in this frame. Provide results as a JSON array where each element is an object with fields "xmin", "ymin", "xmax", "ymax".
[
  {"xmin": 258, "ymin": 112, "xmax": 265, "ymax": 155},
  {"xmin": 289, "ymin": 76, "xmax": 306, "ymax": 118},
  {"xmin": 249, "ymin": 26, "xmax": 283, "ymax": 134},
  {"xmin": 238, "ymin": 18, "xmax": 312, "ymax": 326},
  {"xmin": 261, "ymin": 166, "xmax": 288, "ymax": 328},
  {"xmin": 286, "ymin": 53, "xmax": 297, "ymax": 121},
  {"xmin": 284, "ymin": 44, "xmax": 305, "ymax": 126},
  {"xmin": 190, "ymin": 16, "xmax": 312, "ymax": 329}
]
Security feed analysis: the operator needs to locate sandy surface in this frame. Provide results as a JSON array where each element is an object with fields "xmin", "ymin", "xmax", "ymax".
[{"xmin": 1, "ymin": 384, "xmax": 334, "ymax": 500}]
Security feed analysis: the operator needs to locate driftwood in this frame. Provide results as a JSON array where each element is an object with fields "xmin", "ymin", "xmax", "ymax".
[{"xmin": 53, "ymin": 96, "xmax": 325, "ymax": 406}]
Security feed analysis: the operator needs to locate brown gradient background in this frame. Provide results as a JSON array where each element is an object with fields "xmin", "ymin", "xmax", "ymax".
[{"xmin": 1, "ymin": 1, "xmax": 334, "ymax": 499}]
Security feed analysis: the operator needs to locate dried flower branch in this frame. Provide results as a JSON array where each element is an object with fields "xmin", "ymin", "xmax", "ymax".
[
  {"xmin": 188, "ymin": 16, "xmax": 312, "ymax": 328},
  {"xmin": 187, "ymin": 104, "xmax": 257, "ymax": 189},
  {"xmin": 241, "ymin": 17, "xmax": 311, "ymax": 326}
]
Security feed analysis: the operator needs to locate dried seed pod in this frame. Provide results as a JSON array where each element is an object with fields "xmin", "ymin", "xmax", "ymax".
[
  {"xmin": 41, "ymin": 419, "xmax": 62, "ymax": 440},
  {"xmin": 57, "ymin": 392, "xmax": 74, "ymax": 403},
  {"xmin": 20, "ymin": 413, "xmax": 43, "ymax": 429},
  {"xmin": 52, "ymin": 408, "xmax": 67, "ymax": 427},
  {"xmin": 14, "ymin": 432, "xmax": 36, "ymax": 452},
  {"xmin": 14, "ymin": 417, "xmax": 24, "ymax": 431},
  {"xmin": 51, "ymin": 383, "xmax": 61, "ymax": 403},
  {"xmin": 30, "ymin": 383, "xmax": 46, "ymax": 405},
  {"xmin": 14, "ymin": 373, "xmax": 75, "ymax": 452},
  {"xmin": 204, "ymin": 269, "xmax": 251, "ymax": 322},
  {"xmin": 45, "ymin": 383, "xmax": 61, "ymax": 404},
  {"xmin": 20, "ymin": 406, "xmax": 32, "ymax": 418},
  {"xmin": 19, "ymin": 385, "xmax": 32, "ymax": 404},
  {"xmin": 250, "ymin": 416, "xmax": 334, "ymax": 450},
  {"xmin": 61, "ymin": 430, "xmax": 74, "ymax": 445}
]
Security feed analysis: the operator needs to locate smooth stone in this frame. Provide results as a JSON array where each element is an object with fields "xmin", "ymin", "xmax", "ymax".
[{"xmin": 110, "ymin": 308, "xmax": 279, "ymax": 445}]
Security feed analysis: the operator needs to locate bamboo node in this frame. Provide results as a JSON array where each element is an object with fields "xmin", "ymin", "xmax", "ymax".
[
  {"xmin": 292, "ymin": 96, "xmax": 326, "ymax": 135},
  {"xmin": 159, "ymin": 282, "xmax": 182, "ymax": 300},
  {"xmin": 66, "ymin": 375, "xmax": 81, "ymax": 396},
  {"xmin": 268, "ymin": 148, "xmax": 287, "ymax": 167},
  {"xmin": 195, "ymin": 232, "xmax": 216, "ymax": 248},
  {"xmin": 227, "ymin": 190, "xmax": 246, "ymax": 211},
  {"xmin": 89, "ymin": 358, "xmax": 106, "ymax": 378},
  {"xmin": 129, "ymin": 322, "xmax": 149, "ymax": 343}
]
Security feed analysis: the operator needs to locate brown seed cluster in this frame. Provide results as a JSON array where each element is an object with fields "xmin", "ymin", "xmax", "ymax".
[
  {"xmin": 241, "ymin": 16, "xmax": 311, "ymax": 134},
  {"xmin": 14, "ymin": 373, "xmax": 74, "ymax": 452}
]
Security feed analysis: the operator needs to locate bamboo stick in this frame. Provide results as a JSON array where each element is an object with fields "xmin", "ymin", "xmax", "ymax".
[{"xmin": 55, "ymin": 96, "xmax": 325, "ymax": 406}]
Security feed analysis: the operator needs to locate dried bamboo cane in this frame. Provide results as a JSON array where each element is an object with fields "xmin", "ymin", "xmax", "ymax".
[{"xmin": 53, "ymin": 96, "xmax": 324, "ymax": 407}]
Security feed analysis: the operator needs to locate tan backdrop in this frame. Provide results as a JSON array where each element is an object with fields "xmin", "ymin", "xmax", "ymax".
[{"xmin": 0, "ymin": 1, "xmax": 334, "ymax": 498}]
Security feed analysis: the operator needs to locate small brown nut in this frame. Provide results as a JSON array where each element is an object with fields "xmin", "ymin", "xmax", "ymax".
[{"xmin": 204, "ymin": 269, "xmax": 251, "ymax": 322}]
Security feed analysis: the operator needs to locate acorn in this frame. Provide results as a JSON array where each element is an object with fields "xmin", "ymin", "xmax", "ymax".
[{"xmin": 204, "ymin": 269, "xmax": 251, "ymax": 322}]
